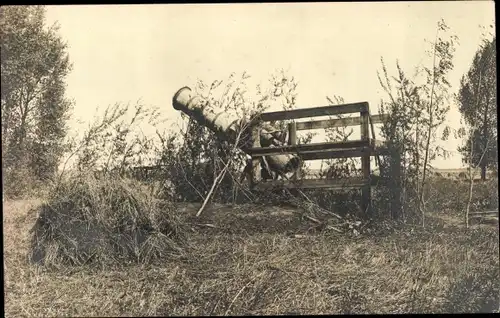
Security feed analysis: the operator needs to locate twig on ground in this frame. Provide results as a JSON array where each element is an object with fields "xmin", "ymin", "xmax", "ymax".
[
  {"xmin": 194, "ymin": 223, "xmax": 216, "ymax": 228},
  {"xmin": 304, "ymin": 215, "xmax": 321, "ymax": 224},
  {"xmin": 283, "ymin": 188, "xmax": 343, "ymax": 220},
  {"xmin": 224, "ymin": 272, "xmax": 264, "ymax": 316},
  {"xmin": 326, "ymin": 225, "xmax": 344, "ymax": 233}
]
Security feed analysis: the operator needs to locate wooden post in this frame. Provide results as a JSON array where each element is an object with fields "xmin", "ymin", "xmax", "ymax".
[
  {"xmin": 360, "ymin": 110, "xmax": 372, "ymax": 216},
  {"xmin": 390, "ymin": 147, "xmax": 402, "ymax": 219},
  {"xmin": 288, "ymin": 122, "xmax": 301, "ymax": 180},
  {"xmin": 250, "ymin": 124, "xmax": 261, "ymax": 189}
]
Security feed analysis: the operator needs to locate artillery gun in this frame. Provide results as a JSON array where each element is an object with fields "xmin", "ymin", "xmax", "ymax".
[{"xmin": 172, "ymin": 86, "xmax": 301, "ymax": 181}]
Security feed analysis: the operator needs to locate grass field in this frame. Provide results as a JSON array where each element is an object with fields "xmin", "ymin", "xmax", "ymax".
[{"xmin": 4, "ymin": 196, "xmax": 499, "ymax": 316}]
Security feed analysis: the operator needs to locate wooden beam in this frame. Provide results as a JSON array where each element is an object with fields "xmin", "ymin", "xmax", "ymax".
[
  {"xmin": 252, "ymin": 147, "xmax": 380, "ymax": 161},
  {"xmin": 288, "ymin": 122, "xmax": 301, "ymax": 180},
  {"xmin": 255, "ymin": 178, "xmax": 367, "ymax": 190},
  {"xmin": 254, "ymin": 176, "xmax": 384, "ymax": 191},
  {"xmin": 248, "ymin": 139, "xmax": 370, "ymax": 156},
  {"xmin": 288, "ymin": 122, "xmax": 297, "ymax": 146},
  {"xmin": 373, "ymin": 147, "xmax": 391, "ymax": 156},
  {"xmin": 259, "ymin": 102, "xmax": 369, "ymax": 122},
  {"xmin": 371, "ymin": 139, "xmax": 386, "ymax": 148},
  {"xmin": 295, "ymin": 114, "xmax": 388, "ymax": 131},
  {"xmin": 250, "ymin": 125, "xmax": 261, "ymax": 189},
  {"xmin": 246, "ymin": 139, "xmax": 389, "ymax": 158},
  {"xmin": 360, "ymin": 110, "xmax": 372, "ymax": 216},
  {"xmin": 369, "ymin": 111, "xmax": 383, "ymax": 173},
  {"xmin": 390, "ymin": 149, "xmax": 402, "ymax": 219},
  {"xmin": 299, "ymin": 148, "xmax": 368, "ymax": 161}
]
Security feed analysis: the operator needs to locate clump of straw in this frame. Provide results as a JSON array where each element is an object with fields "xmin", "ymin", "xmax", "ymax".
[{"xmin": 29, "ymin": 173, "xmax": 185, "ymax": 268}]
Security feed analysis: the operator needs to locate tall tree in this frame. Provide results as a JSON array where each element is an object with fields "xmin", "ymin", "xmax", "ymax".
[
  {"xmin": 1, "ymin": 5, "xmax": 72, "ymax": 186},
  {"xmin": 457, "ymin": 33, "xmax": 497, "ymax": 180}
]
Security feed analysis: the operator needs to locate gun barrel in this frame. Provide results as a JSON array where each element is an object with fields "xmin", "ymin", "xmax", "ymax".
[{"xmin": 172, "ymin": 86, "xmax": 299, "ymax": 174}]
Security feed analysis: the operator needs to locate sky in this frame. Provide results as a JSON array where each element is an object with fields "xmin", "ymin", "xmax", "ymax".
[{"xmin": 44, "ymin": 2, "xmax": 496, "ymax": 169}]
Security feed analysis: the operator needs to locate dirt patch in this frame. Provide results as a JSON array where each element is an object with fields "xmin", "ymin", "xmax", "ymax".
[{"xmin": 182, "ymin": 203, "xmax": 314, "ymax": 235}]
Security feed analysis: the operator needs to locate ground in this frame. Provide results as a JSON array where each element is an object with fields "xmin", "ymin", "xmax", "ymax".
[{"xmin": 3, "ymin": 199, "xmax": 500, "ymax": 316}]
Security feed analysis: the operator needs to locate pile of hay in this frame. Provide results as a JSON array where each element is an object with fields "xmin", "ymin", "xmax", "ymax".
[{"xmin": 29, "ymin": 173, "xmax": 186, "ymax": 268}]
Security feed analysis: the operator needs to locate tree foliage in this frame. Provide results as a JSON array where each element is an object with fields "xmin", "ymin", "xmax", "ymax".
[
  {"xmin": 457, "ymin": 30, "xmax": 497, "ymax": 179},
  {"xmin": 377, "ymin": 19, "xmax": 457, "ymax": 221},
  {"xmin": 1, "ymin": 5, "xmax": 72, "ymax": 195}
]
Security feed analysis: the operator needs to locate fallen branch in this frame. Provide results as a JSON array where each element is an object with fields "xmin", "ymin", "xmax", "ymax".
[{"xmin": 224, "ymin": 271, "xmax": 265, "ymax": 316}]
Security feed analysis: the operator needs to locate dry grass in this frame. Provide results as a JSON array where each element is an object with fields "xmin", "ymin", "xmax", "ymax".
[
  {"xmin": 4, "ymin": 185, "xmax": 499, "ymax": 316},
  {"xmin": 424, "ymin": 177, "xmax": 498, "ymax": 213},
  {"xmin": 28, "ymin": 174, "xmax": 186, "ymax": 268}
]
